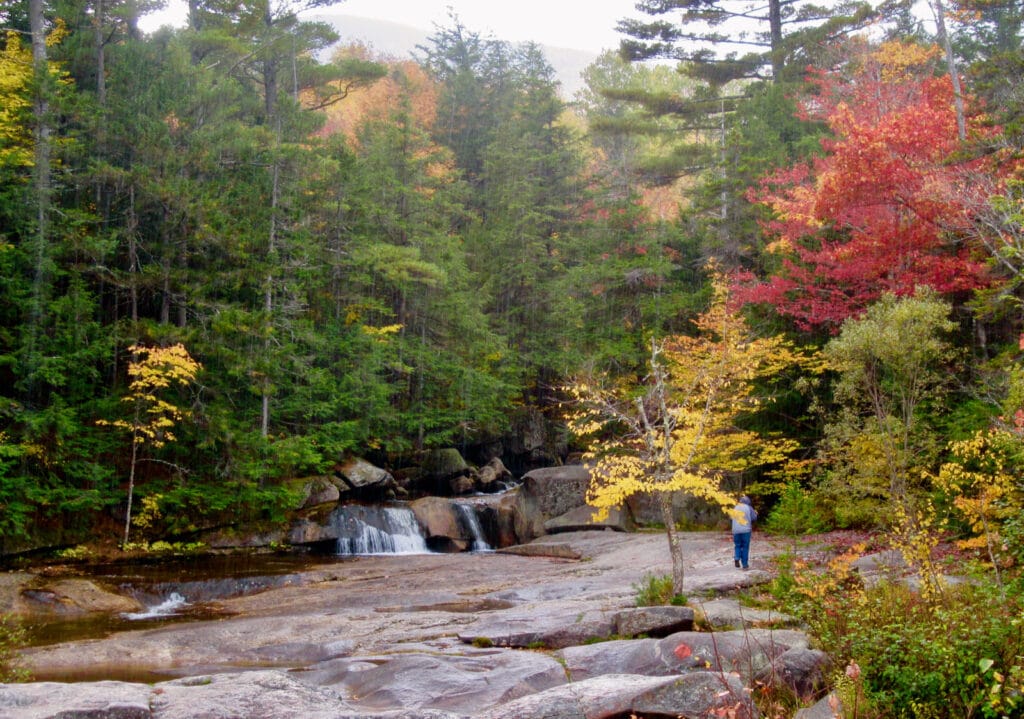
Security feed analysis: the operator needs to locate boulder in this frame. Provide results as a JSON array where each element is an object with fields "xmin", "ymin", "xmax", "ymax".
[
  {"xmin": 0, "ymin": 680, "xmax": 152, "ymax": 719},
  {"xmin": 153, "ymin": 670, "xmax": 350, "ymax": 719},
  {"xmin": 513, "ymin": 465, "xmax": 592, "ymax": 541},
  {"xmin": 475, "ymin": 457, "xmax": 512, "ymax": 493},
  {"xmin": 795, "ymin": 692, "xmax": 844, "ymax": 719},
  {"xmin": 557, "ymin": 629, "xmax": 811, "ymax": 683},
  {"xmin": 297, "ymin": 476, "xmax": 341, "ymax": 510},
  {"xmin": 19, "ymin": 578, "xmax": 142, "ymax": 616},
  {"xmin": 614, "ymin": 606, "xmax": 695, "ymax": 638},
  {"xmin": 419, "ymin": 449, "xmax": 472, "ymax": 495},
  {"xmin": 299, "ymin": 649, "xmax": 566, "ymax": 714},
  {"xmin": 754, "ymin": 647, "xmax": 832, "ymax": 701},
  {"xmin": 203, "ymin": 526, "xmax": 288, "ymax": 550},
  {"xmin": 544, "ymin": 505, "xmax": 632, "ymax": 534},
  {"xmin": 409, "ymin": 497, "xmax": 468, "ymax": 552},
  {"xmin": 510, "ymin": 487, "xmax": 543, "ymax": 543},
  {"xmin": 627, "ymin": 490, "xmax": 726, "ymax": 529},
  {"xmin": 699, "ymin": 598, "xmax": 797, "ymax": 630},
  {"xmin": 851, "ymin": 549, "xmax": 906, "ymax": 574},
  {"xmin": 458, "ymin": 606, "xmax": 618, "ymax": 649},
  {"xmin": 448, "ymin": 475, "xmax": 476, "ymax": 496},
  {"xmin": 521, "ymin": 465, "xmax": 591, "ymax": 518},
  {"xmin": 0, "ymin": 572, "xmax": 34, "ymax": 615},
  {"xmin": 335, "ymin": 457, "xmax": 396, "ymax": 494},
  {"xmin": 289, "ymin": 517, "xmax": 338, "ymax": 545},
  {"xmin": 391, "ymin": 466, "xmax": 423, "ymax": 494},
  {"xmin": 506, "ymin": 407, "xmax": 565, "ymax": 472},
  {"xmin": 474, "ymin": 672, "xmax": 757, "ymax": 719}
]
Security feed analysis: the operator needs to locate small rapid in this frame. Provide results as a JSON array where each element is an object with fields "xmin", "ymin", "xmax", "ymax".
[{"xmin": 122, "ymin": 592, "xmax": 188, "ymax": 620}]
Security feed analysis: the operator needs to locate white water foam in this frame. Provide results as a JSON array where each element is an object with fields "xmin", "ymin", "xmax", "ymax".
[
  {"xmin": 334, "ymin": 506, "xmax": 431, "ymax": 555},
  {"xmin": 454, "ymin": 503, "xmax": 492, "ymax": 552},
  {"xmin": 123, "ymin": 592, "xmax": 188, "ymax": 620}
]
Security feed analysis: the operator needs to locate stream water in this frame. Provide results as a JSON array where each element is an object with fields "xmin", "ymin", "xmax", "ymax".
[
  {"xmin": 22, "ymin": 553, "xmax": 352, "ymax": 647},
  {"xmin": 332, "ymin": 505, "xmax": 431, "ymax": 555},
  {"xmin": 454, "ymin": 502, "xmax": 492, "ymax": 552},
  {"xmin": 23, "ymin": 501, "xmax": 496, "ymax": 648}
]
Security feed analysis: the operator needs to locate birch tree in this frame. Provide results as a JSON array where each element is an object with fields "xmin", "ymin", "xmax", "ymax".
[
  {"xmin": 568, "ymin": 266, "xmax": 817, "ymax": 593},
  {"xmin": 98, "ymin": 344, "xmax": 201, "ymax": 546}
]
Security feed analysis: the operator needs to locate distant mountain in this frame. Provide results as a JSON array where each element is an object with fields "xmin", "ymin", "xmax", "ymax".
[{"xmin": 312, "ymin": 13, "xmax": 599, "ymax": 99}]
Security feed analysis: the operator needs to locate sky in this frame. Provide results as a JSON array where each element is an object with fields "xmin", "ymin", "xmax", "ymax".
[{"xmin": 138, "ymin": 0, "xmax": 646, "ymax": 54}]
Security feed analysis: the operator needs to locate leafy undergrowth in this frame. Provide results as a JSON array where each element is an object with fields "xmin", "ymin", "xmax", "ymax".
[
  {"xmin": 633, "ymin": 572, "xmax": 688, "ymax": 607},
  {"xmin": 749, "ymin": 531, "xmax": 1024, "ymax": 719}
]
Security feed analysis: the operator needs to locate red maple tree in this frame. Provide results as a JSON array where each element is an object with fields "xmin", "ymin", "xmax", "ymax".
[{"xmin": 733, "ymin": 41, "xmax": 999, "ymax": 332}]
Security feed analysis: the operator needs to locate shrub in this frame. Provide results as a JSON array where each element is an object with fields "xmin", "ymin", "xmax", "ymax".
[
  {"xmin": 777, "ymin": 560, "xmax": 1024, "ymax": 718},
  {"xmin": 764, "ymin": 483, "xmax": 831, "ymax": 535},
  {"xmin": 0, "ymin": 615, "xmax": 29, "ymax": 682},
  {"xmin": 54, "ymin": 545, "xmax": 91, "ymax": 561},
  {"xmin": 633, "ymin": 572, "xmax": 687, "ymax": 607}
]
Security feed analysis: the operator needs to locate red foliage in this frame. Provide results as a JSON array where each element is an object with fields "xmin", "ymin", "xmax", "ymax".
[{"xmin": 733, "ymin": 43, "xmax": 1002, "ymax": 332}]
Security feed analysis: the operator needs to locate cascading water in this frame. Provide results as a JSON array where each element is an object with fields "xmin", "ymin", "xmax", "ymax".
[
  {"xmin": 454, "ymin": 503, "xmax": 492, "ymax": 552},
  {"xmin": 123, "ymin": 592, "xmax": 188, "ymax": 620},
  {"xmin": 330, "ymin": 504, "xmax": 430, "ymax": 555}
]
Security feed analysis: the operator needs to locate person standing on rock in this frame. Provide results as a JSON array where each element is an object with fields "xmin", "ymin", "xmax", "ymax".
[{"xmin": 731, "ymin": 496, "xmax": 757, "ymax": 569}]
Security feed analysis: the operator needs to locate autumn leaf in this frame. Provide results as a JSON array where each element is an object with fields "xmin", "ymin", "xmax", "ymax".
[{"xmin": 734, "ymin": 40, "xmax": 1002, "ymax": 332}]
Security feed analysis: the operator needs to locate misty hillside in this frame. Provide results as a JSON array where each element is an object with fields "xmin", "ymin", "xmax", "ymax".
[{"xmin": 313, "ymin": 13, "xmax": 599, "ymax": 98}]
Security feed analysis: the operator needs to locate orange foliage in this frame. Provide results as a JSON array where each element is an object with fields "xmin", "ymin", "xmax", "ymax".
[{"xmin": 317, "ymin": 48, "xmax": 438, "ymax": 144}]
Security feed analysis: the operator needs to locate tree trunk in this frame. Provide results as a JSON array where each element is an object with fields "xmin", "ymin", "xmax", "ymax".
[
  {"xmin": 931, "ymin": 0, "xmax": 966, "ymax": 141},
  {"xmin": 94, "ymin": 0, "xmax": 106, "ymax": 105},
  {"xmin": 659, "ymin": 491, "xmax": 685, "ymax": 596},
  {"xmin": 127, "ymin": 185, "xmax": 139, "ymax": 323},
  {"xmin": 768, "ymin": 0, "xmax": 784, "ymax": 80},
  {"xmin": 262, "ymin": 1, "xmax": 277, "ymax": 121},
  {"xmin": 177, "ymin": 233, "xmax": 188, "ymax": 327},
  {"xmin": 261, "ymin": 129, "xmax": 281, "ymax": 438},
  {"xmin": 124, "ymin": 421, "xmax": 139, "ymax": 546},
  {"xmin": 159, "ymin": 214, "xmax": 171, "ymax": 325}
]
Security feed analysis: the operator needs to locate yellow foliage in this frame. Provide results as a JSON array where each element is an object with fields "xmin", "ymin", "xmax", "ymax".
[
  {"xmin": 571, "ymin": 264, "xmax": 821, "ymax": 523},
  {"xmin": 0, "ymin": 31, "xmax": 34, "ymax": 171},
  {"xmin": 133, "ymin": 493, "xmax": 164, "ymax": 531},
  {"xmin": 98, "ymin": 344, "xmax": 201, "ymax": 448},
  {"xmin": 934, "ymin": 428, "xmax": 1023, "ymax": 563},
  {"xmin": 791, "ymin": 542, "xmax": 867, "ymax": 603},
  {"xmin": 360, "ymin": 323, "xmax": 403, "ymax": 340},
  {"xmin": 874, "ymin": 40, "xmax": 942, "ymax": 83},
  {"xmin": 891, "ymin": 502, "xmax": 944, "ymax": 603}
]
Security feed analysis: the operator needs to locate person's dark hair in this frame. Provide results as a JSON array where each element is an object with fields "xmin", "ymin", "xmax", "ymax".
[{"xmin": 739, "ymin": 496, "xmax": 751, "ymax": 506}]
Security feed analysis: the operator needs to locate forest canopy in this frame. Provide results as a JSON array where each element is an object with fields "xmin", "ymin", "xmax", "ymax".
[{"xmin": 1, "ymin": 0, "xmax": 1024, "ymax": 560}]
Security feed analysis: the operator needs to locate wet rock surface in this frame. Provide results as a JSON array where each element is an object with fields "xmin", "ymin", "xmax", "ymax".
[{"xmin": 10, "ymin": 531, "xmax": 795, "ymax": 717}]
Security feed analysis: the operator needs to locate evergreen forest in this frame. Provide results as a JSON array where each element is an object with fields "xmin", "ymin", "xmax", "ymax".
[{"xmin": 3, "ymin": 0, "xmax": 1024, "ymax": 579}]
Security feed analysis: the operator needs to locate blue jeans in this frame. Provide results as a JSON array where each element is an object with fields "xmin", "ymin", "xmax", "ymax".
[{"xmin": 733, "ymin": 531, "xmax": 751, "ymax": 568}]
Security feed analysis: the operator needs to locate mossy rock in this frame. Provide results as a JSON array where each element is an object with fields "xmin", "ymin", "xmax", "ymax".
[{"xmin": 420, "ymin": 448, "xmax": 469, "ymax": 479}]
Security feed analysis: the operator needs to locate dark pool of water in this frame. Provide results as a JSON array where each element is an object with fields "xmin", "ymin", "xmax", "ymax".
[
  {"xmin": 22, "ymin": 552, "xmax": 355, "ymax": 648},
  {"xmin": 22, "ymin": 602, "xmax": 225, "ymax": 646}
]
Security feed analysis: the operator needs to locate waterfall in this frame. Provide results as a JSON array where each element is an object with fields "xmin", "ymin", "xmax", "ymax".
[
  {"xmin": 331, "ymin": 505, "xmax": 430, "ymax": 555},
  {"xmin": 455, "ymin": 503, "xmax": 491, "ymax": 552}
]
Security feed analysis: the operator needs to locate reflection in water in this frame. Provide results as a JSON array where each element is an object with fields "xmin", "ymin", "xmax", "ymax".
[{"xmin": 22, "ymin": 553, "xmax": 351, "ymax": 647}]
